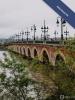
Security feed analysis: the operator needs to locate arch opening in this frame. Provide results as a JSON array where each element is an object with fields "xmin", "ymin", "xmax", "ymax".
[
  {"xmin": 42, "ymin": 50, "xmax": 49, "ymax": 64},
  {"xmin": 28, "ymin": 48, "xmax": 31, "ymax": 57},
  {"xmin": 34, "ymin": 49, "xmax": 38, "ymax": 57},
  {"xmin": 55, "ymin": 54, "xmax": 65, "ymax": 67},
  {"xmin": 23, "ymin": 48, "xmax": 26, "ymax": 56}
]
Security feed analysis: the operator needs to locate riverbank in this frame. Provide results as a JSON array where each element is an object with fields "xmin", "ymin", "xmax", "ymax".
[
  {"xmin": 9, "ymin": 51, "xmax": 56, "ymax": 99},
  {"xmin": 9, "ymin": 51, "xmax": 75, "ymax": 100}
]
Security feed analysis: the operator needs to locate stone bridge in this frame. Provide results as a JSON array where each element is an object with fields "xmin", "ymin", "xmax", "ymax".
[{"xmin": 7, "ymin": 43, "xmax": 71, "ymax": 65}]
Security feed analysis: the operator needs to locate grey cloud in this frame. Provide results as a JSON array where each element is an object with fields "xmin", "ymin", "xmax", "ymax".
[{"xmin": 0, "ymin": 0, "xmax": 74, "ymax": 38}]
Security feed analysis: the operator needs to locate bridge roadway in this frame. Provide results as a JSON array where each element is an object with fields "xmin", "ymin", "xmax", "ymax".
[{"xmin": 7, "ymin": 43, "xmax": 72, "ymax": 65}]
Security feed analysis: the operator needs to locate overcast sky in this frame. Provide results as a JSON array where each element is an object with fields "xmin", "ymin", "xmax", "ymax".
[{"xmin": 0, "ymin": 0, "xmax": 75, "ymax": 39}]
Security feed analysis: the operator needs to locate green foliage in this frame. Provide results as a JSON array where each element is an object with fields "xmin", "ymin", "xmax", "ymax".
[
  {"xmin": 31, "ymin": 53, "xmax": 75, "ymax": 99},
  {"xmin": 1, "ymin": 50, "xmax": 75, "ymax": 100},
  {"xmin": 0, "ymin": 52, "xmax": 38, "ymax": 100}
]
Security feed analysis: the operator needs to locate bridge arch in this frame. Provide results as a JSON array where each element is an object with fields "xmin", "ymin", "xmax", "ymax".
[
  {"xmin": 34, "ymin": 49, "xmax": 38, "ymax": 57},
  {"xmin": 22, "ymin": 47, "xmax": 26, "ymax": 56},
  {"xmin": 32, "ymin": 47, "xmax": 38, "ymax": 58},
  {"xmin": 41, "ymin": 48, "xmax": 50, "ymax": 64},
  {"xmin": 27, "ymin": 47, "xmax": 31, "ymax": 58},
  {"xmin": 55, "ymin": 52, "xmax": 66, "ymax": 66}
]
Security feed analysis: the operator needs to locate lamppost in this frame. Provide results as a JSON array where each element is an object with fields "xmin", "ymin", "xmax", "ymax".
[
  {"xmin": 41, "ymin": 20, "xmax": 49, "ymax": 43},
  {"xmin": 64, "ymin": 27, "xmax": 69, "ymax": 40},
  {"xmin": 20, "ymin": 31, "xmax": 24, "ymax": 42},
  {"xmin": 25, "ymin": 28, "xmax": 30, "ymax": 43},
  {"xmin": 54, "ymin": 31, "xmax": 58, "ymax": 40},
  {"xmin": 16, "ymin": 32, "xmax": 21, "ymax": 42},
  {"xmin": 31, "ymin": 24, "xmax": 36, "ymax": 42},
  {"xmin": 56, "ymin": 17, "xmax": 66, "ymax": 41}
]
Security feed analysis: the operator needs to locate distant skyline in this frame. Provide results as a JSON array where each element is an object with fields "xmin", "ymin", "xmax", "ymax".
[{"xmin": 0, "ymin": 0, "xmax": 74, "ymax": 39}]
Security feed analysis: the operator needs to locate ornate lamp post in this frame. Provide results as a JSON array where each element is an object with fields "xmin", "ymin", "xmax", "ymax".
[
  {"xmin": 31, "ymin": 24, "xmax": 36, "ymax": 42},
  {"xmin": 20, "ymin": 31, "xmax": 24, "ymax": 42},
  {"xmin": 56, "ymin": 17, "xmax": 66, "ymax": 41},
  {"xmin": 25, "ymin": 28, "xmax": 30, "ymax": 43},
  {"xmin": 16, "ymin": 33, "xmax": 21, "ymax": 42},
  {"xmin": 41, "ymin": 20, "xmax": 49, "ymax": 43},
  {"xmin": 64, "ymin": 27, "xmax": 69, "ymax": 40},
  {"xmin": 54, "ymin": 31, "xmax": 58, "ymax": 40}
]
